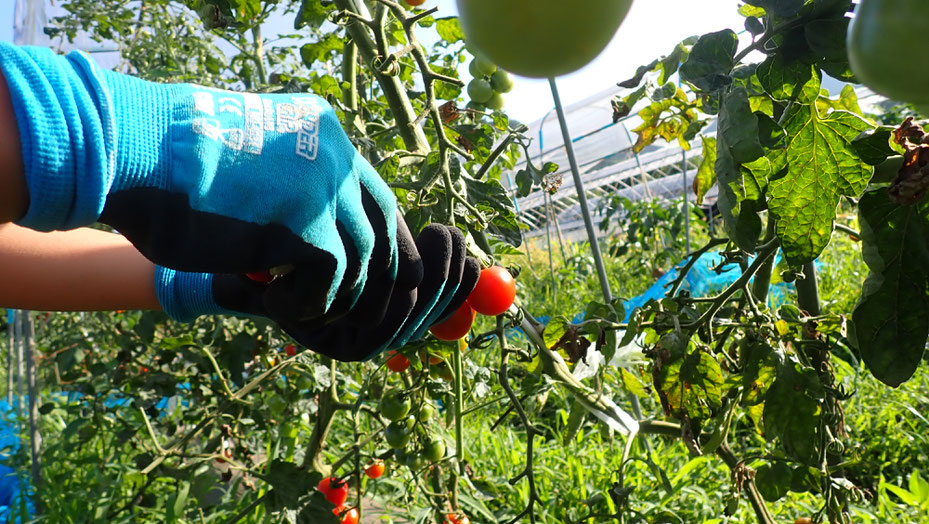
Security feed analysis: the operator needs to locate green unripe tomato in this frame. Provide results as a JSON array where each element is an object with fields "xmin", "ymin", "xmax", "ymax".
[
  {"xmin": 385, "ymin": 421, "xmax": 411, "ymax": 449},
  {"xmin": 847, "ymin": 0, "xmax": 929, "ymax": 104},
  {"xmin": 467, "ymin": 79, "xmax": 494, "ymax": 104},
  {"xmin": 465, "ymin": 101, "xmax": 485, "ymax": 113},
  {"xmin": 423, "ymin": 437, "xmax": 446, "ymax": 462},
  {"xmin": 380, "ymin": 391, "xmax": 411, "ymax": 421},
  {"xmin": 485, "ymin": 92, "xmax": 505, "ymax": 111},
  {"xmin": 418, "ymin": 403, "xmax": 435, "ymax": 422},
  {"xmin": 490, "ymin": 70, "xmax": 514, "ymax": 93},
  {"xmin": 468, "ymin": 59, "xmax": 484, "ymax": 78},
  {"xmin": 405, "ymin": 451, "xmax": 427, "ymax": 471},
  {"xmin": 457, "ymin": 0, "xmax": 633, "ymax": 78},
  {"xmin": 472, "ymin": 56, "xmax": 497, "ymax": 76}
]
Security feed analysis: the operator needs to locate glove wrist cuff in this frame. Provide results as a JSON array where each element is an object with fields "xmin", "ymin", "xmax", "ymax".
[
  {"xmin": 154, "ymin": 267, "xmax": 236, "ymax": 322},
  {"xmin": 0, "ymin": 44, "xmax": 114, "ymax": 231}
]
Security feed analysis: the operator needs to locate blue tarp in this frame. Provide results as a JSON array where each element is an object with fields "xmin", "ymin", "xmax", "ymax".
[
  {"xmin": 531, "ymin": 250, "xmax": 797, "ymax": 328},
  {"xmin": 0, "ymin": 399, "xmax": 33, "ymax": 522}
]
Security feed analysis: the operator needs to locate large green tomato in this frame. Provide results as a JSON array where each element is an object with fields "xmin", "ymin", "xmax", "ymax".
[
  {"xmin": 456, "ymin": 0, "xmax": 633, "ymax": 78},
  {"xmin": 847, "ymin": 0, "xmax": 929, "ymax": 104}
]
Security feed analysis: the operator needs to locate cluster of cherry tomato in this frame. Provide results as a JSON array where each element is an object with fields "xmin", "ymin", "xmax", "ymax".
[
  {"xmin": 430, "ymin": 265, "xmax": 517, "ymax": 341},
  {"xmin": 315, "ymin": 459, "xmax": 389, "ymax": 523},
  {"xmin": 316, "ymin": 477, "xmax": 359, "ymax": 524},
  {"xmin": 380, "ymin": 388, "xmax": 446, "ymax": 467},
  {"xmin": 465, "ymin": 55, "xmax": 514, "ymax": 112}
]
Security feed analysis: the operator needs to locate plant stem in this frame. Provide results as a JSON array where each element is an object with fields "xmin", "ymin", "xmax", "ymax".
[
  {"xmin": 332, "ymin": 0, "xmax": 429, "ymax": 152},
  {"xmin": 796, "ymin": 261, "xmax": 821, "ymax": 316},
  {"xmin": 750, "ymin": 220, "xmax": 777, "ymax": 305},
  {"xmin": 303, "ymin": 358, "xmax": 340, "ymax": 475}
]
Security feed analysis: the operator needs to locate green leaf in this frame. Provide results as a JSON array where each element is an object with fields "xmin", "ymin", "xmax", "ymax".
[
  {"xmin": 435, "ymin": 17, "xmax": 464, "ymax": 44},
  {"xmin": 851, "ymin": 188, "xmax": 929, "ymax": 387},
  {"xmin": 694, "ymin": 136, "xmax": 717, "ymax": 206},
  {"xmin": 755, "ymin": 111, "xmax": 786, "ymax": 149},
  {"xmin": 543, "ymin": 317, "xmax": 571, "ymax": 350},
  {"xmin": 910, "ymin": 470, "xmax": 929, "ymax": 503},
  {"xmin": 715, "ymin": 86, "xmax": 766, "ymax": 251},
  {"xmin": 852, "ymin": 126, "xmax": 897, "ymax": 166},
  {"xmin": 768, "ymin": 80, "xmax": 873, "ymax": 265},
  {"xmin": 295, "ymin": 0, "xmax": 332, "ymax": 30},
  {"xmin": 885, "ymin": 483, "xmax": 923, "ymax": 507},
  {"xmin": 755, "ymin": 461, "xmax": 792, "ymax": 502},
  {"xmin": 462, "ymin": 175, "xmax": 521, "ymax": 246},
  {"xmin": 655, "ymin": 345, "xmax": 723, "ymax": 422},
  {"xmin": 804, "ymin": 17, "xmax": 849, "ymax": 62},
  {"xmin": 744, "ymin": 0, "xmax": 803, "ymax": 18},
  {"xmin": 679, "ymin": 29, "xmax": 738, "ymax": 92},
  {"xmin": 741, "ymin": 341, "xmax": 781, "ymax": 406},
  {"xmin": 763, "ymin": 361, "xmax": 822, "ymax": 461},
  {"xmin": 756, "ymin": 54, "xmax": 812, "ymax": 101}
]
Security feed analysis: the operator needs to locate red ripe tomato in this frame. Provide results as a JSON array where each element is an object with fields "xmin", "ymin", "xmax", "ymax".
[
  {"xmin": 445, "ymin": 513, "xmax": 470, "ymax": 524},
  {"xmin": 429, "ymin": 302, "xmax": 476, "ymax": 341},
  {"xmin": 365, "ymin": 460, "xmax": 386, "ymax": 479},
  {"xmin": 403, "ymin": 0, "xmax": 426, "ymax": 6},
  {"xmin": 246, "ymin": 270, "xmax": 274, "ymax": 283},
  {"xmin": 340, "ymin": 507, "xmax": 359, "ymax": 524},
  {"xmin": 317, "ymin": 477, "xmax": 349, "ymax": 507},
  {"xmin": 467, "ymin": 266, "xmax": 516, "ymax": 316},
  {"xmin": 284, "ymin": 344, "xmax": 297, "ymax": 357},
  {"xmin": 385, "ymin": 351, "xmax": 411, "ymax": 373}
]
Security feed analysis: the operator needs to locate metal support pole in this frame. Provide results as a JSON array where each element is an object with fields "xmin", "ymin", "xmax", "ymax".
[
  {"xmin": 548, "ymin": 77, "xmax": 613, "ymax": 303},
  {"xmin": 23, "ymin": 312, "xmax": 41, "ymax": 490},
  {"xmin": 682, "ymin": 150, "xmax": 691, "ymax": 253},
  {"xmin": 544, "ymin": 192, "xmax": 557, "ymax": 299},
  {"xmin": 13, "ymin": 311, "xmax": 22, "ymax": 421},
  {"xmin": 549, "ymin": 78, "xmax": 648, "ymax": 426},
  {"xmin": 621, "ymin": 123, "xmax": 654, "ymax": 199},
  {"xmin": 6, "ymin": 310, "xmax": 13, "ymax": 405}
]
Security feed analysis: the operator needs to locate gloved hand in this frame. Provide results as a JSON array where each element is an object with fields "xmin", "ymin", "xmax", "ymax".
[
  {"xmin": 0, "ymin": 43, "xmax": 395, "ymax": 318},
  {"xmin": 286, "ymin": 223, "xmax": 481, "ymax": 361},
  {"xmin": 155, "ymin": 220, "xmax": 479, "ymax": 362}
]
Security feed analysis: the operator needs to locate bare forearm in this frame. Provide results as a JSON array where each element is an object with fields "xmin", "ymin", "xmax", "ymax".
[{"xmin": 0, "ymin": 223, "xmax": 160, "ymax": 311}]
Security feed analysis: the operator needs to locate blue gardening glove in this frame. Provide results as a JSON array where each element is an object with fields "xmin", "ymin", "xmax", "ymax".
[
  {"xmin": 155, "ymin": 213, "xmax": 430, "ymax": 362},
  {"xmin": 286, "ymin": 223, "xmax": 480, "ymax": 361},
  {"xmin": 0, "ymin": 43, "xmax": 396, "ymax": 318}
]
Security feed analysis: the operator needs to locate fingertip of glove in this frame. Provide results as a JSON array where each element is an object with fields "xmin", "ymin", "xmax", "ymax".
[
  {"xmin": 433, "ymin": 257, "xmax": 481, "ymax": 323},
  {"xmin": 417, "ymin": 224, "xmax": 453, "ymax": 265}
]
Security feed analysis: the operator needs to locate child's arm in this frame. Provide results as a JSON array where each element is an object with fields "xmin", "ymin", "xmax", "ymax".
[
  {"xmin": 0, "ymin": 67, "xmax": 27, "ymax": 224},
  {"xmin": 0, "ymin": 223, "xmax": 160, "ymax": 311}
]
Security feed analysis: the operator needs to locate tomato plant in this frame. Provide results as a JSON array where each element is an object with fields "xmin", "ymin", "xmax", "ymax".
[
  {"xmin": 467, "ymin": 266, "xmax": 516, "ymax": 316},
  {"xmin": 429, "ymin": 302, "xmax": 476, "ymax": 340}
]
